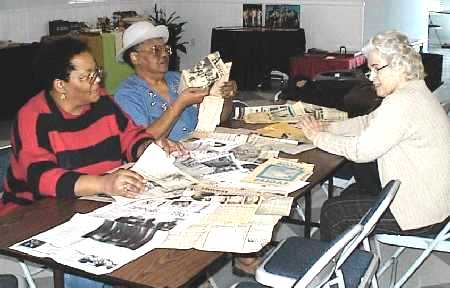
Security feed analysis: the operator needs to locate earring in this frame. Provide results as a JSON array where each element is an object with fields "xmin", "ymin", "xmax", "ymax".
[{"xmin": 60, "ymin": 93, "xmax": 66, "ymax": 100}]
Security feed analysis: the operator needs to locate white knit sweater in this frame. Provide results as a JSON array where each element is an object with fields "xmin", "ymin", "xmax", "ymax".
[{"xmin": 313, "ymin": 80, "xmax": 450, "ymax": 230}]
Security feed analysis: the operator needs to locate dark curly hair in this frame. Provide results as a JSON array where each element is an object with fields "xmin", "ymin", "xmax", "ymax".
[{"xmin": 33, "ymin": 36, "xmax": 89, "ymax": 92}]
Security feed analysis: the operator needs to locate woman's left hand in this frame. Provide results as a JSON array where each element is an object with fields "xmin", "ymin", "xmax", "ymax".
[
  {"xmin": 295, "ymin": 115, "xmax": 324, "ymax": 142},
  {"xmin": 155, "ymin": 138, "xmax": 187, "ymax": 155},
  {"xmin": 219, "ymin": 80, "xmax": 238, "ymax": 99}
]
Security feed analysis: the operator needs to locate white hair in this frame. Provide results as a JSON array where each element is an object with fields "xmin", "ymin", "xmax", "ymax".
[{"xmin": 363, "ymin": 30, "xmax": 424, "ymax": 80}]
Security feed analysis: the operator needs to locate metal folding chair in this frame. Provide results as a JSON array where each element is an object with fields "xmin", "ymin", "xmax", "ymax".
[
  {"xmin": 232, "ymin": 180, "xmax": 401, "ymax": 288},
  {"xmin": 0, "ymin": 146, "xmax": 38, "ymax": 288},
  {"xmin": 374, "ymin": 218, "xmax": 450, "ymax": 287}
]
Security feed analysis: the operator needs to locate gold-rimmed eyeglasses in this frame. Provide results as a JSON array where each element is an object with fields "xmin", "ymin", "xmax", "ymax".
[
  {"xmin": 138, "ymin": 45, "xmax": 172, "ymax": 58},
  {"xmin": 78, "ymin": 67, "xmax": 103, "ymax": 84}
]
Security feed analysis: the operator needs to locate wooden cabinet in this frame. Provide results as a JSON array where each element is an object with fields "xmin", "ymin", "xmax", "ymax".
[{"xmin": 79, "ymin": 33, "xmax": 133, "ymax": 94}]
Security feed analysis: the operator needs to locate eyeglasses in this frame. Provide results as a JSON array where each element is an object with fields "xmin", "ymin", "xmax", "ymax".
[
  {"xmin": 78, "ymin": 67, "xmax": 103, "ymax": 85},
  {"xmin": 367, "ymin": 64, "xmax": 389, "ymax": 80},
  {"xmin": 138, "ymin": 45, "xmax": 172, "ymax": 58}
]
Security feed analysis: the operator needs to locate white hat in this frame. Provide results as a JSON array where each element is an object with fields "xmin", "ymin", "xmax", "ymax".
[{"xmin": 116, "ymin": 21, "xmax": 169, "ymax": 62}]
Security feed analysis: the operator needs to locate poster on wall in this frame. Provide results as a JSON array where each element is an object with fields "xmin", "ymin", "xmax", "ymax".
[
  {"xmin": 265, "ymin": 4, "xmax": 300, "ymax": 29},
  {"xmin": 243, "ymin": 4, "xmax": 263, "ymax": 27}
]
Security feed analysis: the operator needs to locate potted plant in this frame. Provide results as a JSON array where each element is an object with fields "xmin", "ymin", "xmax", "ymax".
[{"xmin": 148, "ymin": 4, "xmax": 188, "ymax": 71}]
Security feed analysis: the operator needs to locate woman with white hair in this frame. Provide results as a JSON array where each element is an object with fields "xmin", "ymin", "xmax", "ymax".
[
  {"xmin": 115, "ymin": 21, "xmax": 237, "ymax": 141},
  {"xmin": 297, "ymin": 30, "xmax": 450, "ymax": 241}
]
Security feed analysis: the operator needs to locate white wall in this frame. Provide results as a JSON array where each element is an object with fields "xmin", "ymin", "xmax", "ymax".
[
  {"xmin": 0, "ymin": 0, "xmax": 430, "ymax": 68},
  {"xmin": 0, "ymin": 0, "xmax": 156, "ymax": 43},
  {"xmin": 363, "ymin": 0, "xmax": 429, "ymax": 48},
  {"xmin": 429, "ymin": 0, "xmax": 450, "ymax": 45},
  {"xmin": 0, "ymin": 0, "xmax": 366, "ymax": 68},
  {"xmin": 164, "ymin": 0, "xmax": 365, "ymax": 68}
]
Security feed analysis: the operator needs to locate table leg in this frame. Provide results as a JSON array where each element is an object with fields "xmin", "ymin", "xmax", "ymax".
[
  {"xmin": 304, "ymin": 190, "xmax": 311, "ymax": 239},
  {"xmin": 53, "ymin": 269, "xmax": 64, "ymax": 288},
  {"xmin": 328, "ymin": 177, "xmax": 334, "ymax": 199}
]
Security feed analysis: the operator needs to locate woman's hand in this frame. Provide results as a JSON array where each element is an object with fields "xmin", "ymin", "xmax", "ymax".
[
  {"xmin": 295, "ymin": 115, "xmax": 326, "ymax": 142},
  {"xmin": 155, "ymin": 138, "xmax": 187, "ymax": 155},
  {"xmin": 103, "ymin": 168, "xmax": 147, "ymax": 198}
]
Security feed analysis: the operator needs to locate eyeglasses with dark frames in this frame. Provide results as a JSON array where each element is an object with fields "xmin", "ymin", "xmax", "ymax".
[{"xmin": 368, "ymin": 64, "xmax": 389, "ymax": 78}]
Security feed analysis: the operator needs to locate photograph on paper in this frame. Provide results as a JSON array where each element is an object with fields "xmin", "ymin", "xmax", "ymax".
[
  {"xmin": 243, "ymin": 4, "xmax": 263, "ymax": 27},
  {"xmin": 265, "ymin": 4, "xmax": 300, "ymax": 29}
]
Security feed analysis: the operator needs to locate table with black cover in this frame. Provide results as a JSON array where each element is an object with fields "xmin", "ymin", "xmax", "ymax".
[
  {"xmin": 211, "ymin": 27, "xmax": 305, "ymax": 90},
  {"xmin": 0, "ymin": 43, "xmax": 42, "ymax": 121}
]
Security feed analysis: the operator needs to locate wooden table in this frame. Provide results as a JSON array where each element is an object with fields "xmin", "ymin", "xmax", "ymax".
[
  {"xmin": 280, "ymin": 147, "xmax": 345, "ymax": 237},
  {"xmin": 0, "ymin": 128, "xmax": 345, "ymax": 287},
  {"xmin": 0, "ymin": 199, "xmax": 223, "ymax": 288},
  {"xmin": 230, "ymin": 120, "xmax": 346, "ymax": 237}
]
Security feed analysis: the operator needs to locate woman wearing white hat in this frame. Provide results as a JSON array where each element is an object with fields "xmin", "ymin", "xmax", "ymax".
[{"xmin": 115, "ymin": 21, "xmax": 237, "ymax": 141}]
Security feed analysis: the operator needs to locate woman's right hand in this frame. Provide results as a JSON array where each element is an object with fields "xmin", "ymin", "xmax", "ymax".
[
  {"xmin": 178, "ymin": 87, "xmax": 209, "ymax": 107},
  {"xmin": 102, "ymin": 168, "xmax": 147, "ymax": 198}
]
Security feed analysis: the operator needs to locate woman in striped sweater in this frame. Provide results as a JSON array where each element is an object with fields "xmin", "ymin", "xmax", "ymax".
[{"xmin": 0, "ymin": 36, "xmax": 175, "ymax": 288}]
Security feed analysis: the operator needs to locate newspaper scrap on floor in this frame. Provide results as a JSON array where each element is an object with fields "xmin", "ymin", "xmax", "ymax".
[
  {"xmin": 236, "ymin": 101, "xmax": 348, "ymax": 124},
  {"xmin": 10, "ymin": 198, "xmax": 217, "ymax": 275},
  {"xmin": 160, "ymin": 188, "xmax": 293, "ymax": 252},
  {"xmin": 180, "ymin": 51, "xmax": 232, "ymax": 132}
]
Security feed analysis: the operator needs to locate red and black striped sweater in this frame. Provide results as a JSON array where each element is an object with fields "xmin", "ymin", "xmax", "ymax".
[{"xmin": 1, "ymin": 91, "xmax": 152, "ymax": 210}]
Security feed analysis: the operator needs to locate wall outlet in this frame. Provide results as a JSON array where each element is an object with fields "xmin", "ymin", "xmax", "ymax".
[{"xmin": 190, "ymin": 38, "xmax": 196, "ymax": 47}]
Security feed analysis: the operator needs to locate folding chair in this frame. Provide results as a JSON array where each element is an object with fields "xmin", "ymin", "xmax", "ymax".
[
  {"xmin": 0, "ymin": 145, "xmax": 38, "ymax": 288},
  {"xmin": 231, "ymin": 180, "xmax": 401, "ymax": 288},
  {"xmin": 231, "ymin": 225, "xmax": 362, "ymax": 288},
  {"xmin": 374, "ymin": 218, "xmax": 450, "ymax": 287}
]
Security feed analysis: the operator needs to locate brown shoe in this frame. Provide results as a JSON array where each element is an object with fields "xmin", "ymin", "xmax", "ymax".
[{"xmin": 232, "ymin": 255, "xmax": 263, "ymax": 278}]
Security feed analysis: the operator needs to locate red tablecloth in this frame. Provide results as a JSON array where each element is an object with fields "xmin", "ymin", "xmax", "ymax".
[{"xmin": 290, "ymin": 54, "xmax": 366, "ymax": 79}]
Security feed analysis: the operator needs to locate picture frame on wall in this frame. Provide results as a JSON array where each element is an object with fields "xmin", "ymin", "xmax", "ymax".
[
  {"xmin": 265, "ymin": 4, "xmax": 300, "ymax": 29},
  {"xmin": 243, "ymin": 4, "xmax": 263, "ymax": 27}
]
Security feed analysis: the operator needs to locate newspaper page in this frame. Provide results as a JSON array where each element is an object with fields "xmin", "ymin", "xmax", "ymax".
[
  {"xmin": 180, "ymin": 51, "xmax": 232, "ymax": 132},
  {"xmin": 239, "ymin": 101, "xmax": 348, "ymax": 123},
  {"xmin": 241, "ymin": 158, "xmax": 314, "ymax": 195},
  {"xmin": 255, "ymin": 122, "xmax": 307, "ymax": 142},
  {"xmin": 233, "ymin": 104, "xmax": 295, "ymax": 120},
  {"xmin": 195, "ymin": 62, "xmax": 232, "ymax": 132},
  {"xmin": 10, "ymin": 198, "xmax": 219, "ymax": 275},
  {"xmin": 301, "ymin": 102, "xmax": 348, "ymax": 121},
  {"xmin": 242, "ymin": 102, "xmax": 305, "ymax": 123},
  {"xmin": 175, "ymin": 152, "xmax": 245, "ymax": 179},
  {"xmin": 160, "ymin": 190, "xmax": 293, "ymax": 252},
  {"xmin": 111, "ymin": 144, "xmax": 198, "ymax": 202}
]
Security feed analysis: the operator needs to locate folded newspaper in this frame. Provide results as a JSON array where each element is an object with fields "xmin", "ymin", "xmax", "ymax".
[
  {"xmin": 180, "ymin": 51, "xmax": 232, "ymax": 133},
  {"xmin": 235, "ymin": 101, "xmax": 348, "ymax": 124}
]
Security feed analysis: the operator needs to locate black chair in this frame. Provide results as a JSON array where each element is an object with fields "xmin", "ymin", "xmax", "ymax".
[{"xmin": 0, "ymin": 274, "xmax": 18, "ymax": 288}]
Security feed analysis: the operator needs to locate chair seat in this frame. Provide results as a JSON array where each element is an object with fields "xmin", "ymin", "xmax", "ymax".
[
  {"xmin": 0, "ymin": 274, "xmax": 18, "ymax": 288},
  {"xmin": 256, "ymin": 237, "xmax": 376, "ymax": 288}
]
